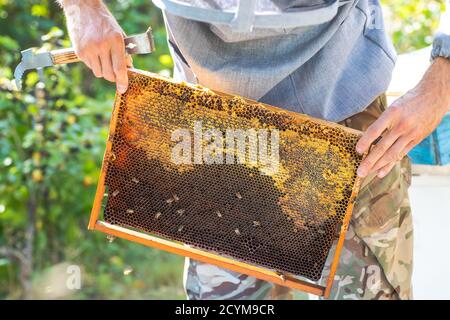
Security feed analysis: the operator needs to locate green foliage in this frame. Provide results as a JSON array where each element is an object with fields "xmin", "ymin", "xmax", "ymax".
[
  {"xmin": 0, "ymin": 0, "xmax": 446, "ymax": 299},
  {"xmin": 382, "ymin": 0, "xmax": 445, "ymax": 54},
  {"xmin": 0, "ymin": 0, "xmax": 183, "ymax": 299}
]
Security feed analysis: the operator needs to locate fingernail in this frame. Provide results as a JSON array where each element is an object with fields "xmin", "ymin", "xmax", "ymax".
[
  {"xmin": 357, "ymin": 167, "xmax": 365, "ymax": 177},
  {"xmin": 117, "ymin": 85, "xmax": 127, "ymax": 94},
  {"xmin": 356, "ymin": 146, "xmax": 364, "ymax": 154},
  {"xmin": 378, "ymin": 170, "xmax": 386, "ymax": 178}
]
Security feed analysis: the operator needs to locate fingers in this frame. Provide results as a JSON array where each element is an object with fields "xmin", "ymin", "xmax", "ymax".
[
  {"xmin": 89, "ymin": 55, "xmax": 102, "ymax": 78},
  {"xmin": 371, "ymin": 136, "xmax": 412, "ymax": 172},
  {"xmin": 78, "ymin": 45, "xmax": 115, "ymax": 82},
  {"xmin": 74, "ymin": 30, "xmax": 128, "ymax": 92},
  {"xmin": 373, "ymin": 136, "xmax": 411, "ymax": 171},
  {"xmin": 376, "ymin": 161, "xmax": 396, "ymax": 179},
  {"xmin": 126, "ymin": 55, "xmax": 134, "ymax": 68},
  {"xmin": 357, "ymin": 129, "xmax": 398, "ymax": 177},
  {"xmin": 111, "ymin": 36, "xmax": 128, "ymax": 94},
  {"xmin": 403, "ymin": 140, "xmax": 417, "ymax": 155},
  {"xmin": 77, "ymin": 47, "xmax": 94, "ymax": 73},
  {"xmin": 373, "ymin": 138, "xmax": 417, "ymax": 179},
  {"xmin": 99, "ymin": 49, "xmax": 116, "ymax": 83},
  {"xmin": 356, "ymin": 109, "xmax": 396, "ymax": 154}
]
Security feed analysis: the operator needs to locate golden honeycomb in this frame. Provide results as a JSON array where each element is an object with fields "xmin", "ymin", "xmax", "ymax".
[{"xmin": 101, "ymin": 69, "xmax": 363, "ymax": 281}]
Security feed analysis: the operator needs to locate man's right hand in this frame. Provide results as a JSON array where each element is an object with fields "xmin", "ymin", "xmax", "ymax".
[{"xmin": 59, "ymin": 0, "xmax": 131, "ymax": 93}]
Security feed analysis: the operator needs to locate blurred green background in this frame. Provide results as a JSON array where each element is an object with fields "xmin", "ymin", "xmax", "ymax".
[{"xmin": 0, "ymin": 0, "xmax": 446, "ymax": 299}]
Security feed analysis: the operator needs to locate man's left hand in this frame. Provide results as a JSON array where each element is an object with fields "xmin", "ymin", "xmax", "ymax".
[{"xmin": 356, "ymin": 57, "xmax": 450, "ymax": 178}]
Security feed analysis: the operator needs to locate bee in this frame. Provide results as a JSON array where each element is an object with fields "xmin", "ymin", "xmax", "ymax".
[
  {"xmin": 276, "ymin": 272, "xmax": 286, "ymax": 282},
  {"xmin": 123, "ymin": 267, "xmax": 133, "ymax": 276}
]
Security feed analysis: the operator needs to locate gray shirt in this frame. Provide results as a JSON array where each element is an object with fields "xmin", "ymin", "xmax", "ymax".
[{"xmin": 154, "ymin": 0, "xmax": 448, "ymax": 122}]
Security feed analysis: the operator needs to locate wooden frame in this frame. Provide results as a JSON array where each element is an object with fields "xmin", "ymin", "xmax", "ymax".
[{"xmin": 88, "ymin": 70, "xmax": 364, "ymax": 298}]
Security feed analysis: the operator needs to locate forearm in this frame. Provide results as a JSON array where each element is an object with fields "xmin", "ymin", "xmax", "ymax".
[{"xmin": 432, "ymin": 57, "xmax": 450, "ymax": 94}]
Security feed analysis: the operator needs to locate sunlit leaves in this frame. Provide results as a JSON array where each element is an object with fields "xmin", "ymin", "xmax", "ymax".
[
  {"xmin": 382, "ymin": 0, "xmax": 445, "ymax": 53},
  {"xmin": 0, "ymin": 0, "xmax": 183, "ymax": 300}
]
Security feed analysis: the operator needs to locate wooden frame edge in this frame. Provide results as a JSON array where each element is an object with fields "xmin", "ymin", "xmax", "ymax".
[
  {"xmin": 128, "ymin": 68, "xmax": 363, "ymax": 137},
  {"xmin": 323, "ymin": 174, "xmax": 363, "ymax": 298},
  {"xmin": 93, "ymin": 220, "xmax": 326, "ymax": 296},
  {"xmin": 88, "ymin": 92, "xmax": 123, "ymax": 230}
]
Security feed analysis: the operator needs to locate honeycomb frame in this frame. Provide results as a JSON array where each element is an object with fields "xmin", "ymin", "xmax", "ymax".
[{"xmin": 89, "ymin": 69, "xmax": 365, "ymax": 298}]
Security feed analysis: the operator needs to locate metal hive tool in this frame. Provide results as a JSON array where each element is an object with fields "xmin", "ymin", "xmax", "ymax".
[{"xmin": 89, "ymin": 69, "xmax": 365, "ymax": 297}]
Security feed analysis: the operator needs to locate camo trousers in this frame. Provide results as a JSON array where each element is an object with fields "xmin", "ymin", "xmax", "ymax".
[{"xmin": 183, "ymin": 95, "xmax": 414, "ymax": 300}]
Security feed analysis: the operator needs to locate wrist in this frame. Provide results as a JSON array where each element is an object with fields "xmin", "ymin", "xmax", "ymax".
[
  {"xmin": 57, "ymin": 0, "xmax": 103, "ymax": 8},
  {"xmin": 434, "ymin": 57, "xmax": 450, "ymax": 112},
  {"xmin": 431, "ymin": 32, "xmax": 450, "ymax": 61},
  {"xmin": 60, "ymin": 0, "xmax": 108, "ymax": 23},
  {"xmin": 433, "ymin": 57, "xmax": 450, "ymax": 95},
  {"xmin": 414, "ymin": 57, "xmax": 450, "ymax": 113}
]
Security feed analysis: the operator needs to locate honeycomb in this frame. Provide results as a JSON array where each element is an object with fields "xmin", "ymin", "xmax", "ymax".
[{"xmin": 100, "ymin": 69, "xmax": 363, "ymax": 281}]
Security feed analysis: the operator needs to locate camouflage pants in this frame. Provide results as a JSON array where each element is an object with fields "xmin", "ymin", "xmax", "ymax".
[{"xmin": 183, "ymin": 95, "xmax": 414, "ymax": 300}]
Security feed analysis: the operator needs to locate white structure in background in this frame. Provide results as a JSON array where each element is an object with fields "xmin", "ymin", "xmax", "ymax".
[
  {"xmin": 388, "ymin": 0, "xmax": 449, "ymax": 101},
  {"xmin": 387, "ymin": 1, "xmax": 450, "ymax": 300}
]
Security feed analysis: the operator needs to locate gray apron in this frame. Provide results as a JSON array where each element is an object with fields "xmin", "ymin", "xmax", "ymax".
[{"xmin": 153, "ymin": 0, "xmax": 355, "ymax": 100}]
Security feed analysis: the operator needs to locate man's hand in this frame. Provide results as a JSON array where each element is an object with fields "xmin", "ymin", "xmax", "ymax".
[
  {"xmin": 356, "ymin": 57, "xmax": 450, "ymax": 178},
  {"xmin": 59, "ymin": 0, "xmax": 132, "ymax": 93}
]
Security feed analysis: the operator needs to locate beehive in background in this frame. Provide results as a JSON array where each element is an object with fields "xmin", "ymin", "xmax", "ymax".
[{"xmin": 89, "ymin": 69, "xmax": 364, "ymax": 297}]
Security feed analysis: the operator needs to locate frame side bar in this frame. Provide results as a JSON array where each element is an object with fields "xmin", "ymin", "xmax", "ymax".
[
  {"xmin": 88, "ymin": 90, "xmax": 123, "ymax": 230},
  {"xmin": 323, "ymin": 174, "xmax": 363, "ymax": 298}
]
